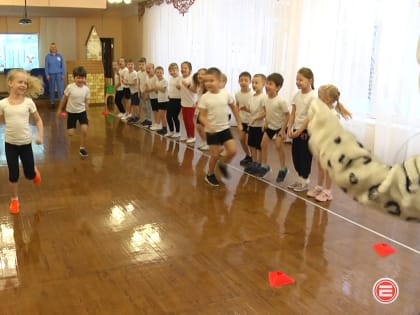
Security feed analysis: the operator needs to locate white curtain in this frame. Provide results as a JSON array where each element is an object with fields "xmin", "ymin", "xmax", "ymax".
[{"xmin": 141, "ymin": 0, "xmax": 420, "ymax": 164}]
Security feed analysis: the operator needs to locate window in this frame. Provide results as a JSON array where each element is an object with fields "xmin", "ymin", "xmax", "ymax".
[{"xmin": 0, "ymin": 34, "xmax": 40, "ymax": 72}]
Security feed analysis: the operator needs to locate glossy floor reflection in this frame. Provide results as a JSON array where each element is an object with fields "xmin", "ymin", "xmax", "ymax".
[{"xmin": 0, "ymin": 106, "xmax": 419, "ymax": 314}]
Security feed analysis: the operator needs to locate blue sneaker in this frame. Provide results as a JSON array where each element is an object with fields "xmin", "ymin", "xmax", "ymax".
[
  {"xmin": 257, "ymin": 165, "xmax": 271, "ymax": 178},
  {"xmin": 276, "ymin": 168, "xmax": 288, "ymax": 182}
]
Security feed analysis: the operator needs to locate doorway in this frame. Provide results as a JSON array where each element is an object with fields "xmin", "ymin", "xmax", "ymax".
[{"xmin": 100, "ymin": 38, "xmax": 114, "ymax": 79}]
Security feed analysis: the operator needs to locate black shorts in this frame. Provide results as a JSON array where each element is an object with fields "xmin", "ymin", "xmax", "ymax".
[
  {"xmin": 150, "ymin": 98, "xmax": 159, "ymax": 111},
  {"xmin": 158, "ymin": 101, "xmax": 168, "ymax": 110},
  {"xmin": 67, "ymin": 111, "xmax": 88, "ymax": 129},
  {"xmin": 131, "ymin": 92, "xmax": 140, "ymax": 105},
  {"xmin": 248, "ymin": 126, "xmax": 263, "ymax": 149},
  {"xmin": 122, "ymin": 87, "xmax": 131, "ymax": 99},
  {"xmin": 206, "ymin": 128, "xmax": 233, "ymax": 145},
  {"xmin": 241, "ymin": 122, "xmax": 249, "ymax": 133},
  {"xmin": 265, "ymin": 127, "xmax": 281, "ymax": 140}
]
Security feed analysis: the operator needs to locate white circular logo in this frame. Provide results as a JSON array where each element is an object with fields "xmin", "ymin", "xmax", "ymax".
[{"xmin": 372, "ymin": 278, "xmax": 399, "ymax": 304}]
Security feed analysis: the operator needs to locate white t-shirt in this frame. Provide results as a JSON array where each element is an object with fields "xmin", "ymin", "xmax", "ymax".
[
  {"xmin": 0, "ymin": 97, "xmax": 37, "ymax": 145},
  {"xmin": 118, "ymin": 67, "xmax": 129, "ymax": 90},
  {"xmin": 198, "ymin": 89, "xmax": 234, "ymax": 132},
  {"xmin": 265, "ymin": 94, "xmax": 289, "ymax": 130},
  {"xmin": 127, "ymin": 70, "xmax": 139, "ymax": 94},
  {"xmin": 235, "ymin": 89, "xmax": 253, "ymax": 123},
  {"xmin": 168, "ymin": 76, "xmax": 181, "ymax": 99},
  {"xmin": 156, "ymin": 78, "xmax": 169, "ymax": 103},
  {"xmin": 248, "ymin": 93, "xmax": 266, "ymax": 127},
  {"xmin": 291, "ymin": 90, "xmax": 316, "ymax": 129},
  {"xmin": 180, "ymin": 76, "xmax": 197, "ymax": 107},
  {"xmin": 146, "ymin": 75, "xmax": 157, "ymax": 99},
  {"xmin": 64, "ymin": 83, "xmax": 91, "ymax": 113},
  {"xmin": 137, "ymin": 70, "xmax": 147, "ymax": 94}
]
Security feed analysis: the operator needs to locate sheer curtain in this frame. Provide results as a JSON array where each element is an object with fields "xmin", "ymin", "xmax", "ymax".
[{"xmin": 141, "ymin": 0, "xmax": 420, "ymax": 164}]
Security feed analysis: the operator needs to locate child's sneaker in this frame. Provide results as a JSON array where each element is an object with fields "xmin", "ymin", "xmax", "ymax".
[
  {"xmin": 294, "ymin": 182, "xmax": 309, "ymax": 192},
  {"xmin": 217, "ymin": 160, "xmax": 230, "ymax": 178},
  {"xmin": 205, "ymin": 173, "xmax": 220, "ymax": 186},
  {"xmin": 171, "ymin": 132, "xmax": 181, "ymax": 138},
  {"xmin": 307, "ymin": 185, "xmax": 323, "ymax": 198},
  {"xmin": 79, "ymin": 148, "xmax": 88, "ymax": 158},
  {"xmin": 198, "ymin": 143, "xmax": 209, "ymax": 151},
  {"xmin": 275, "ymin": 168, "xmax": 288, "ymax": 182},
  {"xmin": 315, "ymin": 189, "xmax": 333, "ymax": 202},
  {"xmin": 33, "ymin": 168, "xmax": 41, "ymax": 185},
  {"xmin": 244, "ymin": 162, "xmax": 261, "ymax": 175},
  {"xmin": 164, "ymin": 132, "xmax": 174, "ymax": 137},
  {"xmin": 9, "ymin": 199, "xmax": 20, "ymax": 214},
  {"xmin": 257, "ymin": 165, "xmax": 271, "ymax": 178},
  {"xmin": 287, "ymin": 181, "xmax": 300, "ymax": 190},
  {"xmin": 239, "ymin": 155, "xmax": 252, "ymax": 166}
]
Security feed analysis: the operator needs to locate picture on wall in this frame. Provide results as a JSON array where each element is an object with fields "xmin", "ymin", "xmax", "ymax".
[{"xmin": 0, "ymin": 33, "xmax": 39, "ymax": 72}]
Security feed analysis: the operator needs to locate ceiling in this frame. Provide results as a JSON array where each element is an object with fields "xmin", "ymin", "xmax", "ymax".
[{"xmin": 0, "ymin": 1, "xmax": 143, "ymax": 17}]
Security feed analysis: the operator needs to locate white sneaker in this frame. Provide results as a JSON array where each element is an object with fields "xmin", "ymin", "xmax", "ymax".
[
  {"xmin": 171, "ymin": 132, "xmax": 181, "ymax": 138},
  {"xmin": 186, "ymin": 137, "xmax": 196, "ymax": 144},
  {"xmin": 117, "ymin": 113, "xmax": 124, "ymax": 118},
  {"xmin": 179, "ymin": 137, "xmax": 188, "ymax": 142},
  {"xmin": 164, "ymin": 132, "xmax": 174, "ymax": 137},
  {"xmin": 150, "ymin": 124, "xmax": 161, "ymax": 131},
  {"xmin": 198, "ymin": 143, "xmax": 209, "ymax": 151}
]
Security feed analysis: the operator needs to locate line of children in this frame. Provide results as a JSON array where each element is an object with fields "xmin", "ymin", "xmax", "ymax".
[{"xmin": 109, "ymin": 61, "xmax": 344, "ymax": 202}]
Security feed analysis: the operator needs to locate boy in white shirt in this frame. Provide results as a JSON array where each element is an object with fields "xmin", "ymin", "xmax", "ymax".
[
  {"xmin": 239, "ymin": 74, "xmax": 266, "ymax": 175},
  {"xmin": 198, "ymin": 67, "xmax": 242, "ymax": 187},
  {"xmin": 137, "ymin": 57, "xmax": 152, "ymax": 127},
  {"xmin": 235, "ymin": 71, "xmax": 253, "ymax": 166},
  {"xmin": 57, "ymin": 66, "xmax": 91, "ymax": 158},
  {"xmin": 253, "ymin": 73, "xmax": 289, "ymax": 180}
]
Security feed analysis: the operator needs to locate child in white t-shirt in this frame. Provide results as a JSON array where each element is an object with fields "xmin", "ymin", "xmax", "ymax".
[
  {"xmin": 57, "ymin": 66, "xmax": 91, "ymax": 158},
  {"xmin": 198, "ymin": 67, "xmax": 242, "ymax": 186}
]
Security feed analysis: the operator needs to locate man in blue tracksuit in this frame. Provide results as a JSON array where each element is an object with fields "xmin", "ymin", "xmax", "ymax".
[{"xmin": 45, "ymin": 42, "xmax": 65, "ymax": 108}]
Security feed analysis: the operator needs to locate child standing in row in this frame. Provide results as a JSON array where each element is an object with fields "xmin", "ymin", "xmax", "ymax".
[
  {"xmin": 240, "ymin": 74, "xmax": 266, "ymax": 174},
  {"xmin": 0, "ymin": 69, "xmax": 43, "ymax": 213},
  {"xmin": 166, "ymin": 63, "xmax": 182, "ymax": 138},
  {"xmin": 145, "ymin": 63, "xmax": 159, "ymax": 130},
  {"xmin": 138, "ymin": 57, "xmax": 152, "ymax": 127},
  {"xmin": 126, "ymin": 60, "xmax": 140, "ymax": 124},
  {"xmin": 235, "ymin": 71, "xmax": 253, "ymax": 166},
  {"xmin": 287, "ymin": 67, "xmax": 316, "ymax": 192},
  {"xmin": 307, "ymin": 84, "xmax": 352, "ymax": 201},
  {"xmin": 57, "ymin": 66, "xmax": 90, "ymax": 158},
  {"xmin": 179, "ymin": 61, "xmax": 197, "ymax": 143},
  {"xmin": 198, "ymin": 67, "xmax": 242, "ymax": 186},
  {"xmin": 155, "ymin": 66, "xmax": 169, "ymax": 135},
  {"xmin": 258, "ymin": 73, "xmax": 289, "ymax": 181}
]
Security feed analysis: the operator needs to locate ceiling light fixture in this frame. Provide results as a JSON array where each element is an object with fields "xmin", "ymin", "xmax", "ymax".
[{"xmin": 18, "ymin": 0, "xmax": 32, "ymax": 25}]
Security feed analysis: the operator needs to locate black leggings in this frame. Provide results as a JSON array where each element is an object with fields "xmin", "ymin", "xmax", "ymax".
[
  {"xmin": 115, "ymin": 90, "xmax": 126, "ymax": 114},
  {"xmin": 166, "ymin": 98, "xmax": 182, "ymax": 132},
  {"xmin": 291, "ymin": 130, "xmax": 312, "ymax": 179},
  {"xmin": 5, "ymin": 142, "xmax": 36, "ymax": 183}
]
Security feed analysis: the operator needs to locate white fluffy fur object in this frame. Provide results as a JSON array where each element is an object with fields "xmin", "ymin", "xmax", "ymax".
[{"xmin": 308, "ymin": 99, "xmax": 420, "ymax": 222}]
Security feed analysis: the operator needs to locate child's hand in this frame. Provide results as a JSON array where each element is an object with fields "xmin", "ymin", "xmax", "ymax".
[
  {"xmin": 35, "ymin": 135, "xmax": 43, "ymax": 145},
  {"xmin": 238, "ymin": 104, "xmax": 246, "ymax": 111},
  {"xmin": 237, "ymin": 124, "xmax": 243, "ymax": 132}
]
